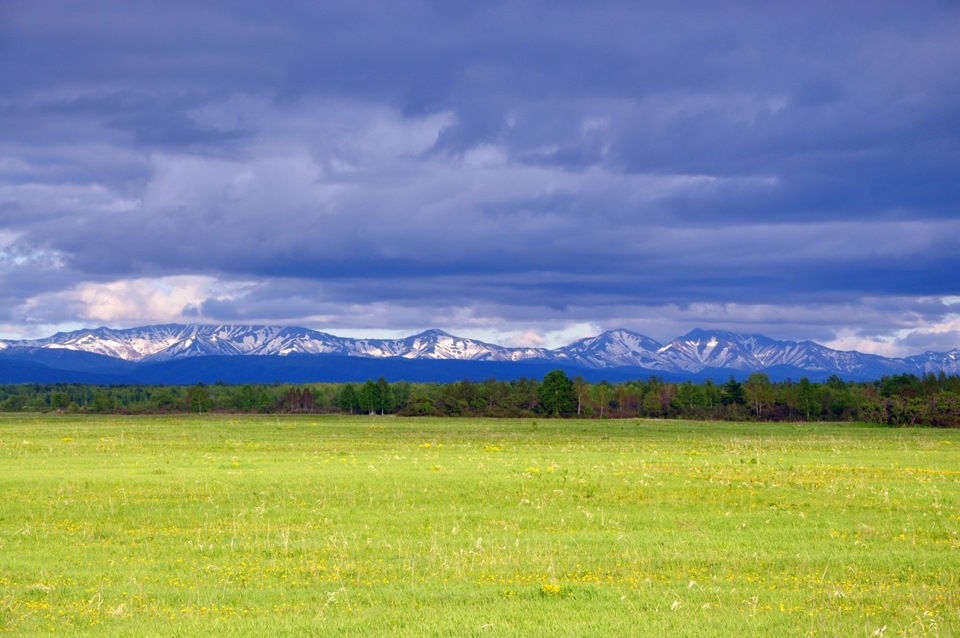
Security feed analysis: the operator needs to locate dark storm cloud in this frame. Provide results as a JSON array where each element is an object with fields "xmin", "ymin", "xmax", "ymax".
[{"xmin": 1, "ymin": 0, "xmax": 958, "ymax": 351}]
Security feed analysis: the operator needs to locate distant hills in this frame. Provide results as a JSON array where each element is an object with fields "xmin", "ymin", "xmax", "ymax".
[{"xmin": 1, "ymin": 323, "xmax": 958, "ymax": 385}]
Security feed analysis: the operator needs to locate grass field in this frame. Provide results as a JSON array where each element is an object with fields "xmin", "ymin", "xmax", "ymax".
[{"xmin": 0, "ymin": 415, "xmax": 958, "ymax": 636}]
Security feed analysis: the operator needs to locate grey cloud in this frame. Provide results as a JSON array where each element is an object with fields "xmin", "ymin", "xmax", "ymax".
[
  {"xmin": 11, "ymin": 127, "xmax": 960, "ymax": 307},
  {"xmin": 900, "ymin": 330, "xmax": 960, "ymax": 354},
  {"xmin": 1, "ymin": 0, "xmax": 958, "ymax": 351}
]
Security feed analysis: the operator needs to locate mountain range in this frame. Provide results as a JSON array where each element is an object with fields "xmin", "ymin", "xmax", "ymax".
[{"xmin": 1, "ymin": 323, "xmax": 958, "ymax": 385}]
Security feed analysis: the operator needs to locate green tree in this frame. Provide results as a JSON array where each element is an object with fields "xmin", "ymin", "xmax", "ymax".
[
  {"xmin": 509, "ymin": 378, "xmax": 540, "ymax": 415},
  {"xmin": 928, "ymin": 391, "xmax": 960, "ymax": 427},
  {"xmin": 151, "ymin": 388, "xmax": 183, "ymax": 412},
  {"xmin": 721, "ymin": 376, "xmax": 746, "ymax": 407},
  {"xmin": 743, "ymin": 373, "xmax": 773, "ymax": 419},
  {"xmin": 540, "ymin": 370, "xmax": 576, "ymax": 417},
  {"xmin": 50, "ymin": 391, "xmax": 72, "ymax": 410},
  {"xmin": 376, "ymin": 376, "xmax": 393, "ymax": 415},
  {"xmin": 676, "ymin": 380, "xmax": 705, "ymax": 409},
  {"xmin": 391, "ymin": 381, "xmax": 411, "ymax": 413},
  {"xmin": 1, "ymin": 394, "xmax": 27, "ymax": 412},
  {"xmin": 593, "ymin": 381, "xmax": 612, "ymax": 418},
  {"xmin": 339, "ymin": 383, "xmax": 360, "ymax": 414},
  {"xmin": 642, "ymin": 389, "xmax": 664, "ymax": 417},
  {"xmin": 360, "ymin": 380, "xmax": 379, "ymax": 415},
  {"xmin": 90, "ymin": 390, "xmax": 115, "ymax": 413},
  {"xmin": 796, "ymin": 378, "xmax": 820, "ymax": 420},
  {"xmin": 233, "ymin": 385, "xmax": 262, "ymax": 411},
  {"xmin": 572, "ymin": 375, "xmax": 589, "ymax": 416},
  {"xmin": 186, "ymin": 384, "xmax": 212, "ymax": 414},
  {"xmin": 702, "ymin": 378, "xmax": 721, "ymax": 409}
]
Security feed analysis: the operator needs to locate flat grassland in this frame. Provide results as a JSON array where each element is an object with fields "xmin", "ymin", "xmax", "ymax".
[{"xmin": 1, "ymin": 415, "xmax": 958, "ymax": 636}]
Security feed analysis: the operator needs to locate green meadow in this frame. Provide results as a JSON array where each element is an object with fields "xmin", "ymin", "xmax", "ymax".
[{"xmin": 1, "ymin": 415, "xmax": 958, "ymax": 636}]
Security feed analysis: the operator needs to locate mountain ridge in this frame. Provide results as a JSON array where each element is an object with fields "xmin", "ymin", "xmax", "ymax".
[{"xmin": 2, "ymin": 323, "xmax": 958, "ymax": 383}]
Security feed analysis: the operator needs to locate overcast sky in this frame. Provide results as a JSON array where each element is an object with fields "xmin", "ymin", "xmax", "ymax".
[{"xmin": 1, "ymin": 1, "xmax": 959, "ymax": 354}]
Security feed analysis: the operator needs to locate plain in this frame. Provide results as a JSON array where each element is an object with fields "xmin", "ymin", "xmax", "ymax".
[{"xmin": 0, "ymin": 415, "xmax": 958, "ymax": 636}]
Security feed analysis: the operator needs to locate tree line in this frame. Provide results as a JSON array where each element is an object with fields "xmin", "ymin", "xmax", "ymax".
[{"xmin": 1, "ymin": 370, "xmax": 959, "ymax": 427}]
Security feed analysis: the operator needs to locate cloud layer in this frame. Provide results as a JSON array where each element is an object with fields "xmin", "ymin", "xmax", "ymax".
[{"xmin": 1, "ymin": 1, "xmax": 959, "ymax": 353}]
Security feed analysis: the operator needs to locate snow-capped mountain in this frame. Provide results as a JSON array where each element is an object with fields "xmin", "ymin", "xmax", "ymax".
[
  {"xmin": 0, "ymin": 325, "xmax": 551, "ymax": 365},
  {"xmin": 389, "ymin": 330, "xmax": 550, "ymax": 362},
  {"xmin": 556, "ymin": 329, "xmax": 666, "ymax": 369},
  {"xmin": 5, "ymin": 325, "xmax": 351, "ymax": 362},
  {"xmin": 656, "ymin": 329, "xmax": 768, "ymax": 371},
  {"xmin": 653, "ymin": 329, "xmax": 905, "ymax": 378},
  {"xmin": 904, "ymin": 349, "xmax": 960, "ymax": 375},
  {"xmin": 2, "ymin": 324, "xmax": 959, "ymax": 380}
]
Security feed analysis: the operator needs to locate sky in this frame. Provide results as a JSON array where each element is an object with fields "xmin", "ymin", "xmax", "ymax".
[{"xmin": 1, "ymin": 1, "xmax": 959, "ymax": 355}]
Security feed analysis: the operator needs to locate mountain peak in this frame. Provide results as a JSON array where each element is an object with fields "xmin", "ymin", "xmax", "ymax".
[
  {"xmin": 677, "ymin": 328, "xmax": 755, "ymax": 342},
  {"xmin": 410, "ymin": 329, "xmax": 454, "ymax": 339}
]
